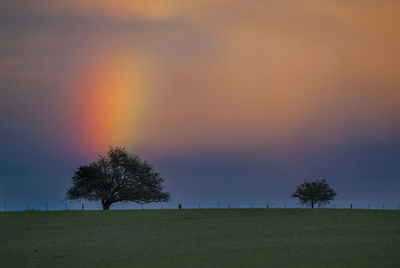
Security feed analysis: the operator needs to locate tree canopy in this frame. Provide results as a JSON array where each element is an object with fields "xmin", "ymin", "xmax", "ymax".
[
  {"xmin": 67, "ymin": 147, "xmax": 170, "ymax": 210},
  {"xmin": 291, "ymin": 179, "xmax": 337, "ymax": 209}
]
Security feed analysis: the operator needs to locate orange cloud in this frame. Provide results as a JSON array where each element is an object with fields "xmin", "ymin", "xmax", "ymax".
[
  {"xmin": 13, "ymin": 0, "xmax": 399, "ymax": 155},
  {"xmin": 27, "ymin": 0, "xmax": 182, "ymax": 19},
  {"xmin": 132, "ymin": 1, "xmax": 400, "ymax": 153}
]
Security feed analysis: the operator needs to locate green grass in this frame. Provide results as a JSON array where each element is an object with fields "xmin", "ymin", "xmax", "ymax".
[{"xmin": 1, "ymin": 209, "xmax": 399, "ymax": 267}]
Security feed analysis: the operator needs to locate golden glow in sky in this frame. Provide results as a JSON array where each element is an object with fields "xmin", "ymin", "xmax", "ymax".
[
  {"xmin": 1, "ymin": 0, "xmax": 400, "ymax": 202},
  {"xmin": 3, "ymin": 0, "xmax": 399, "ymax": 155}
]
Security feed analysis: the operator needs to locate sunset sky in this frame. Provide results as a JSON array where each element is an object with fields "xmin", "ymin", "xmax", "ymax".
[{"xmin": 1, "ymin": 0, "xmax": 399, "ymax": 204}]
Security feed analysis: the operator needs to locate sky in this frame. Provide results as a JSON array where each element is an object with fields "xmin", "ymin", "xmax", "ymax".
[{"xmin": 1, "ymin": 0, "xmax": 399, "ymax": 205}]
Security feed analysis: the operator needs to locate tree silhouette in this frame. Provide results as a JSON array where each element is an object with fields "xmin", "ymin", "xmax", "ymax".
[
  {"xmin": 292, "ymin": 179, "xmax": 336, "ymax": 209},
  {"xmin": 67, "ymin": 147, "xmax": 170, "ymax": 210}
]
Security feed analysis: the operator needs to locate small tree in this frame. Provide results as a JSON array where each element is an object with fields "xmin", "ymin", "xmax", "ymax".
[
  {"xmin": 67, "ymin": 147, "xmax": 170, "ymax": 210},
  {"xmin": 292, "ymin": 179, "xmax": 336, "ymax": 209}
]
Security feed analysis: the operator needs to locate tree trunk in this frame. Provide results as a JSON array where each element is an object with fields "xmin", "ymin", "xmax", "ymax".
[
  {"xmin": 101, "ymin": 199, "xmax": 112, "ymax": 210},
  {"xmin": 311, "ymin": 200, "xmax": 314, "ymax": 209}
]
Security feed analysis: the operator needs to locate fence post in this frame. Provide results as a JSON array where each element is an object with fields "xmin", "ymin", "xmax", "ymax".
[
  {"xmin": 267, "ymin": 203, "xmax": 269, "ymax": 209},
  {"xmin": 350, "ymin": 203, "xmax": 352, "ymax": 209}
]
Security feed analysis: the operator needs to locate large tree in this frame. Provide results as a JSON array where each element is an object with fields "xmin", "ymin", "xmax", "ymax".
[
  {"xmin": 67, "ymin": 147, "xmax": 170, "ymax": 210},
  {"xmin": 291, "ymin": 179, "xmax": 337, "ymax": 209}
]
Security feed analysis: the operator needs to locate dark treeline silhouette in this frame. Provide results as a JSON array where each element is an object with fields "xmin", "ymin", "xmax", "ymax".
[{"xmin": 66, "ymin": 147, "xmax": 339, "ymax": 210}]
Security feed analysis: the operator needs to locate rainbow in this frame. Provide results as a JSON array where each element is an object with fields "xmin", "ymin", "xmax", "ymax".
[{"xmin": 73, "ymin": 54, "xmax": 149, "ymax": 155}]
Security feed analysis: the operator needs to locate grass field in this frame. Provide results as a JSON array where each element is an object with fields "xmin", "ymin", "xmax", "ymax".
[{"xmin": 1, "ymin": 209, "xmax": 399, "ymax": 267}]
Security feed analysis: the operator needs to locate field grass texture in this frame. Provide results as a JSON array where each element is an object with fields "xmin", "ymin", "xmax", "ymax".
[{"xmin": 1, "ymin": 209, "xmax": 399, "ymax": 267}]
